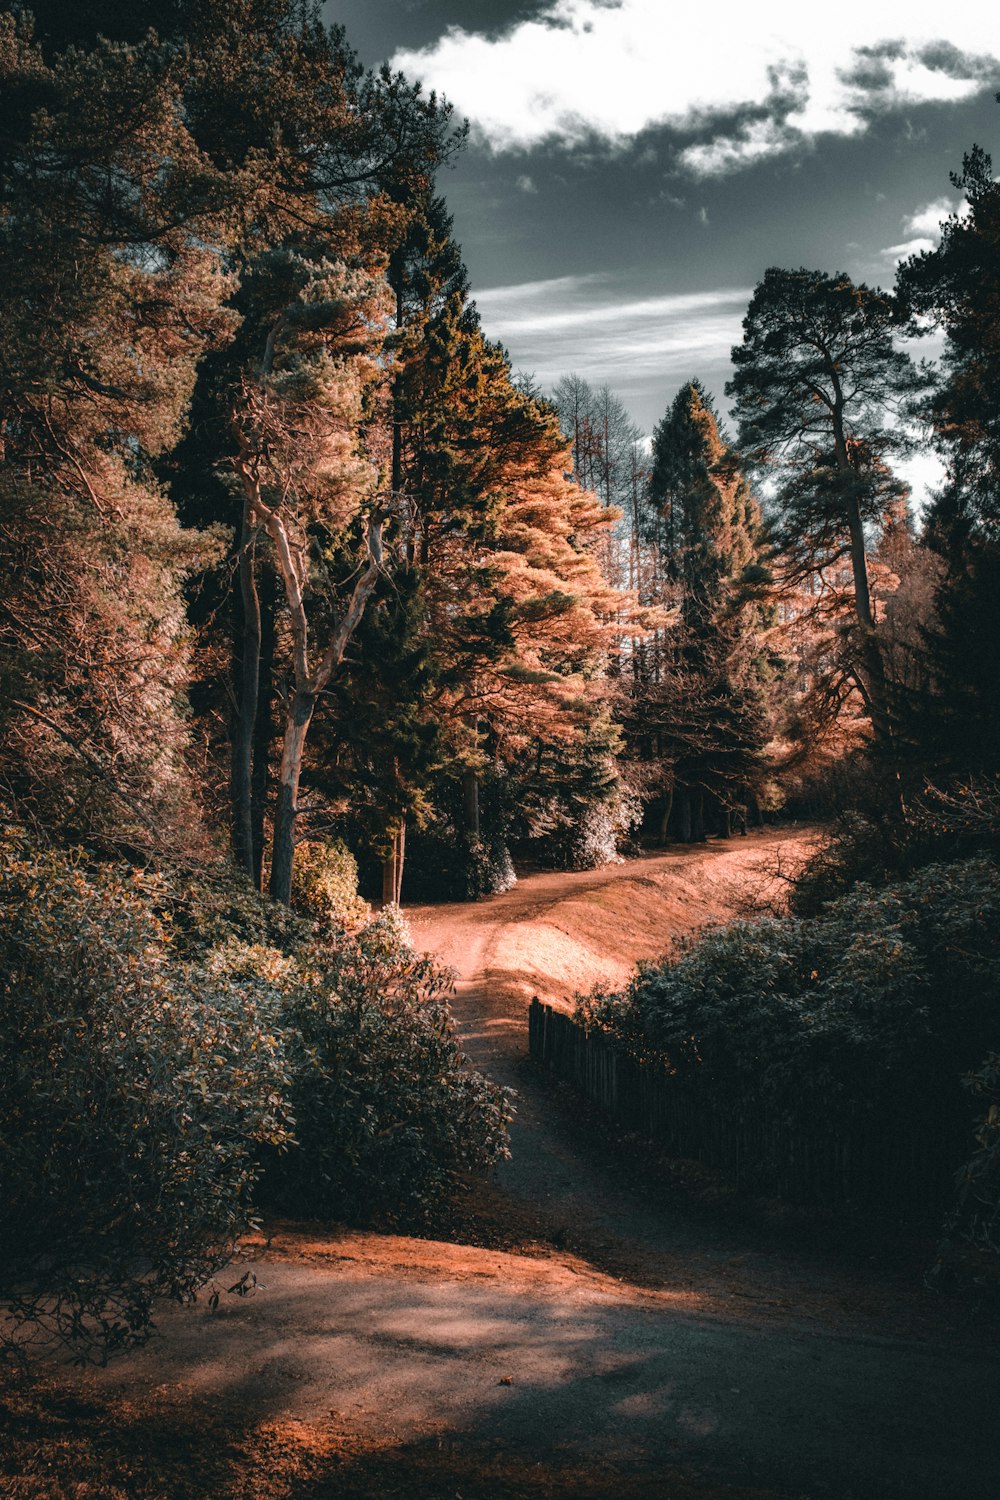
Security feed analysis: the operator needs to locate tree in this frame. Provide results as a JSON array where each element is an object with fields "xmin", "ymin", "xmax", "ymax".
[
  {"xmin": 895, "ymin": 140, "xmax": 1000, "ymax": 779},
  {"xmin": 229, "ymin": 252, "xmax": 395, "ymax": 904},
  {"xmin": 633, "ymin": 382, "xmax": 772, "ymax": 838},
  {"xmin": 726, "ymin": 268, "xmax": 921, "ymax": 751},
  {"xmin": 0, "ymin": 18, "xmax": 236, "ymax": 854},
  {"xmin": 898, "ymin": 144, "xmax": 1000, "ymax": 535},
  {"xmin": 146, "ymin": 2, "xmax": 464, "ymax": 895},
  {"xmin": 553, "ymin": 374, "xmax": 644, "ymax": 589}
]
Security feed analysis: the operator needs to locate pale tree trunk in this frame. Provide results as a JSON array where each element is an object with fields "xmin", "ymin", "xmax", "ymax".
[
  {"xmin": 231, "ymin": 507, "xmax": 261, "ymax": 879},
  {"xmin": 658, "ymin": 784, "xmax": 674, "ymax": 846},
  {"xmin": 234, "ymin": 442, "xmax": 387, "ymax": 905},
  {"xmin": 250, "ymin": 565, "xmax": 276, "ymax": 890},
  {"xmin": 463, "ymin": 768, "xmax": 480, "ymax": 839},
  {"xmin": 832, "ymin": 402, "xmax": 892, "ymax": 750},
  {"xmin": 380, "ymin": 818, "xmax": 406, "ymax": 907},
  {"xmin": 269, "ymin": 689, "xmax": 314, "ymax": 903}
]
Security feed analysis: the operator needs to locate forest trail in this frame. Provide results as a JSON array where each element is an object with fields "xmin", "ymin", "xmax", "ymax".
[{"xmin": 34, "ymin": 831, "xmax": 1000, "ymax": 1500}]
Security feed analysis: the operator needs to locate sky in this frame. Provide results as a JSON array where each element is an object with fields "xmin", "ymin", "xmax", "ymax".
[{"xmin": 323, "ymin": 0, "xmax": 1000, "ymax": 491}]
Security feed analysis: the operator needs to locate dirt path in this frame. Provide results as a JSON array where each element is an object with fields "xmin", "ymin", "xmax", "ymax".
[
  {"xmin": 405, "ymin": 830, "xmax": 993, "ymax": 1333},
  {"xmin": 8, "ymin": 830, "xmax": 1000, "ymax": 1500}
]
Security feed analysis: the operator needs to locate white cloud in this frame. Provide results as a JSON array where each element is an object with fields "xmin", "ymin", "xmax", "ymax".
[
  {"xmin": 905, "ymin": 196, "xmax": 959, "ymax": 237},
  {"xmin": 390, "ymin": 1, "xmax": 999, "ymax": 174},
  {"xmin": 515, "ymin": 173, "xmax": 538, "ymax": 193},
  {"xmin": 882, "ymin": 236, "xmax": 936, "ymax": 264},
  {"xmin": 880, "ymin": 195, "xmax": 961, "ymax": 262}
]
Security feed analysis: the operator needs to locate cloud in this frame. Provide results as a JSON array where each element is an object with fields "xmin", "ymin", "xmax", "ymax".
[
  {"xmin": 514, "ymin": 173, "xmax": 538, "ymax": 193},
  {"xmin": 882, "ymin": 237, "xmax": 936, "ymax": 263},
  {"xmin": 905, "ymin": 196, "xmax": 959, "ymax": 237},
  {"xmin": 473, "ymin": 276, "xmax": 751, "ymax": 425},
  {"xmin": 390, "ymin": 1, "xmax": 999, "ymax": 174},
  {"xmin": 880, "ymin": 194, "xmax": 960, "ymax": 263}
]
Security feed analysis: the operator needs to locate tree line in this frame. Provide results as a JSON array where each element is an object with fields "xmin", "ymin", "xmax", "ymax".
[{"xmin": 2, "ymin": 0, "xmax": 999, "ymax": 906}]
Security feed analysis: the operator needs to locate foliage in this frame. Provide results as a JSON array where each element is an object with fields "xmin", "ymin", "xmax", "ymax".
[
  {"xmin": 548, "ymin": 777, "xmax": 642, "ymax": 872},
  {"xmin": 727, "ymin": 267, "xmax": 922, "ymax": 752},
  {"xmin": 261, "ymin": 910, "xmax": 514, "ymax": 1224},
  {"xmin": 291, "ymin": 837, "xmax": 371, "ymax": 928},
  {"xmin": 513, "ymin": 713, "xmax": 641, "ymax": 870},
  {"xmin": 792, "ymin": 777, "xmax": 1000, "ymax": 916},
  {"xmin": 579, "ymin": 859, "xmax": 1000, "ymax": 1200},
  {"xmin": 164, "ymin": 860, "xmax": 314, "ymax": 958},
  {"xmin": 898, "ymin": 144, "xmax": 1000, "ymax": 534},
  {"xmin": 949, "ymin": 1052, "xmax": 1000, "ymax": 1263},
  {"xmin": 0, "ymin": 17, "xmax": 236, "ymax": 855},
  {"xmin": 405, "ymin": 820, "xmax": 518, "ymax": 902},
  {"xmin": 0, "ymin": 836, "xmax": 292, "ymax": 1366}
]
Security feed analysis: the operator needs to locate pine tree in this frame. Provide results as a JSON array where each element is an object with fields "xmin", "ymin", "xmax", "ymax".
[
  {"xmin": 635, "ymin": 382, "xmax": 772, "ymax": 838},
  {"xmin": 727, "ymin": 268, "xmax": 922, "ymax": 752},
  {"xmin": 894, "ymin": 140, "xmax": 1000, "ymax": 781},
  {"xmin": 0, "ymin": 18, "xmax": 236, "ymax": 853}
]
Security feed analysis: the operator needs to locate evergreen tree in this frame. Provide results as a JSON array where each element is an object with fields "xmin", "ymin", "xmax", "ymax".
[
  {"xmin": 895, "ymin": 143, "xmax": 1000, "ymax": 778},
  {"xmin": 727, "ymin": 268, "xmax": 922, "ymax": 752},
  {"xmin": 0, "ymin": 18, "xmax": 236, "ymax": 853},
  {"xmin": 635, "ymin": 382, "xmax": 772, "ymax": 839}
]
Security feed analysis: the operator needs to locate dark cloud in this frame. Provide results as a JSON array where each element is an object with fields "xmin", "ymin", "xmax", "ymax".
[{"xmin": 323, "ymin": 1, "xmax": 556, "ymax": 66}]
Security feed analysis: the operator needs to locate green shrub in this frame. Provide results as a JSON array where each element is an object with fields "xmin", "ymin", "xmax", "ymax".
[
  {"xmin": 792, "ymin": 778, "xmax": 1000, "ymax": 917},
  {"xmin": 262, "ymin": 908, "xmax": 514, "ymax": 1224},
  {"xmin": 166, "ymin": 860, "xmax": 312, "ymax": 957},
  {"xmin": 291, "ymin": 837, "xmax": 371, "ymax": 928},
  {"xmin": 579, "ymin": 859, "xmax": 1000, "ymax": 1204},
  {"xmin": 949, "ymin": 1052, "xmax": 1000, "ymax": 1263},
  {"xmin": 0, "ymin": 838, "xmax": 292, "ymax": 1367}
]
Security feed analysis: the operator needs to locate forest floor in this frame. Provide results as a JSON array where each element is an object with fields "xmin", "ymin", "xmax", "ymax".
[{"xmin": 4, "ymin": 828, "xmax": 999, "ymax": 1500}]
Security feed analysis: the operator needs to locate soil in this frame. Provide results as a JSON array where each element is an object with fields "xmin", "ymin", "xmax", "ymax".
[{"xmin": 3, "ymin": 828, "xmax": 998, "ymax": 1500}]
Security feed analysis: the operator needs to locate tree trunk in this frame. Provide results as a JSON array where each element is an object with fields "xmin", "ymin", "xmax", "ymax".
[
  {"xmin": 463, "ymin": 767, "xmax": 480, "ymax": 839},
  {"xmin": 691, "ymin": 787, "xmax": 706, "ymax": 842},
  {"xmin": 844, "ymin": 487, "xmax": 892, "ymax": 746},
  {"xmin": 231, "ymin": 512, "xmax": 260, "ymax": 878},
  {"xmin": 268, "ymin": 689, "xmax": 314, "ymax": 904},
  {"xmin": 675, "ymin": 785, "xmax": 692, "ymax": 843},
  {"xmin": 395, "ymin": 816, "xmax": 406, "ymax": 904},
  {"xmin": 380, "ymin": 817, "xmax": 406, "ymax": 907},
  {"xmin": 832, "ymin": 406, "xmax": 892, "ymax": 749},
  {"xmin": 250, "ymin": 565, "xmax": 276, "ymax": 891},
  {"xmin": 658, "ymin": 785, "xmax": 674, "ymax": 846}
]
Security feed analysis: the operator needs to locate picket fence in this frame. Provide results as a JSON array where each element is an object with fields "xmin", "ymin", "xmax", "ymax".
[{"xmin": 527, "ymin": 998, "xmax": 963, "ymax": 1215}]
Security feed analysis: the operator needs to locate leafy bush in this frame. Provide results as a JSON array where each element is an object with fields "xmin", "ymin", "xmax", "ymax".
[
  {"xmin": 793, "ymin": 777, "xmax": 1000, "ymax": 917},
  {"xmin": 261, "ymin": 908, "xmax": 514, "ymax": 1224},
  {"xmin": 948, "ymin": 1053, "xmax": 1000, "ymax": 1263},
  {"xmin": 0, "ymin": 838, "xmax": 291, "ymax": 1366},
  {"xmin": 579, "ymin": 859, "xmax": 1000, "ymax": 1205},
  {"xmin": 166, "ymin": 860, "xmax": 312, "ymax": 957},
  {"xmin": 402, "ymin": 771, "xmax": 518, "ymax": 901},
  {"xmin": 291, "ymin": 837, "xmax": 371, "ymax": 928}
]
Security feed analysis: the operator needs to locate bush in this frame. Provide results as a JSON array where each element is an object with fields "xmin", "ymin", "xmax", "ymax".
[
  {"xmin": 291, "ymin": 837, "xmax": 371, "ymax": 928},
  {"xmin": 0, "ymin": 838, "xmax": 291, "ymax": 1367},
  {"xmin": 579, "ymin": 858, "xmax": 1000, "ymax": 1205},
  {"xmin": 947, "ymin": 1053, "xmax": 1000, "ymax": 1264},
  {"xmin": 261, "ymin": 908, "xmax": 514, "ymax": 1224},
  {"xmin": 401, "ymin": 772, "xmax": 518, "ymax": 901},
  {"xmin": 792, "ymin": 777, "xmax": 1000, "ymax": 917}
]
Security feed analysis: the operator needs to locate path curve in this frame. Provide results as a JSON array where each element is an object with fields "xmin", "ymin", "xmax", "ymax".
[{"xmin": 28, "ymin": 832, "xmax": 1000, "ymax": 1500}]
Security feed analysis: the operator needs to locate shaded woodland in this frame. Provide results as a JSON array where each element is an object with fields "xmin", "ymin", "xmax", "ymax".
[{"xmin": 1, "ymin": 0, "xmax": 1000, "ymax": 1367}]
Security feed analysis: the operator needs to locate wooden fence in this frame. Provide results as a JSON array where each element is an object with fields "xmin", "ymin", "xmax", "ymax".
[{"xmin": 528, "ymin": 998, "xmax": 964, "ymax": 1215}]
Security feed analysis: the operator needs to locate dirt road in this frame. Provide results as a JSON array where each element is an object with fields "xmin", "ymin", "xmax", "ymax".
[{"xmin": 9, "ymin": 830, "xmax": 999, "ymax": 1500}]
